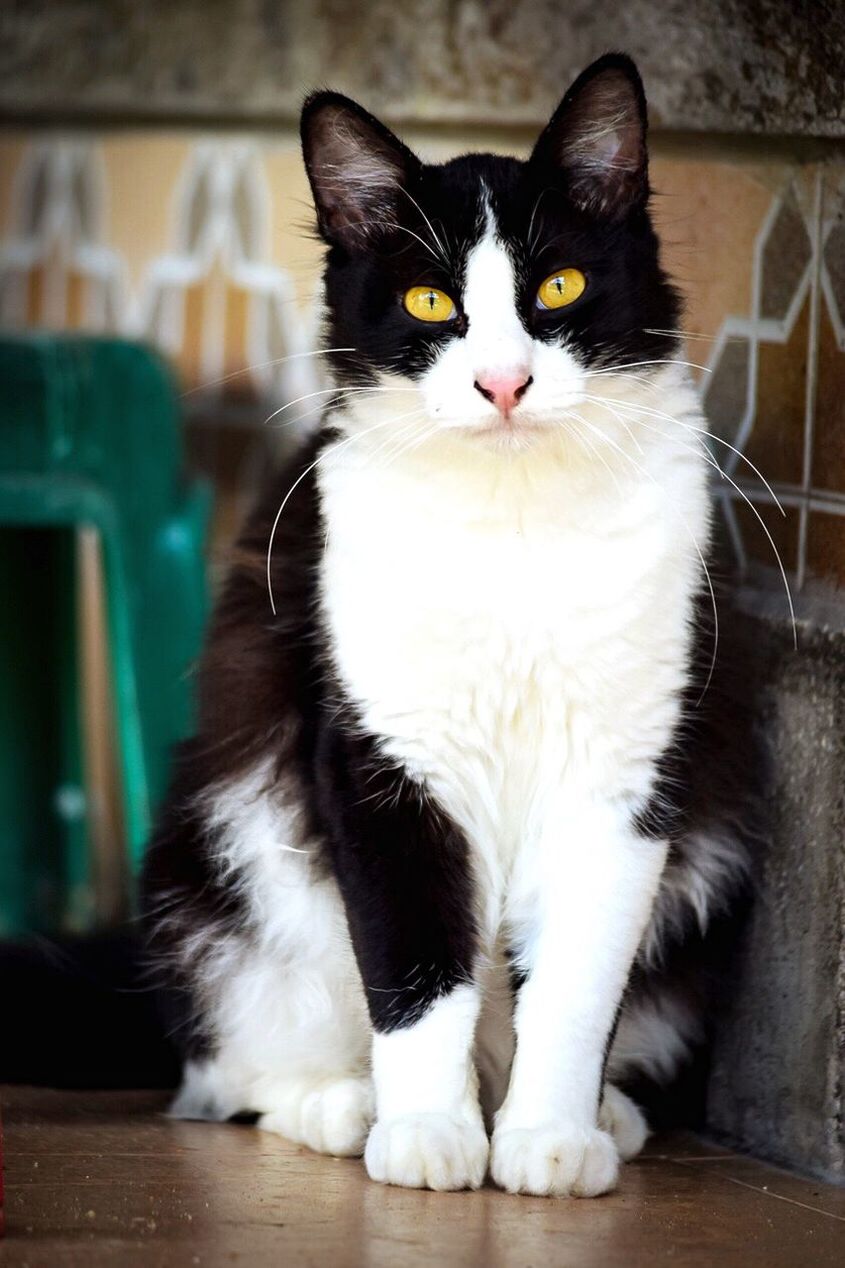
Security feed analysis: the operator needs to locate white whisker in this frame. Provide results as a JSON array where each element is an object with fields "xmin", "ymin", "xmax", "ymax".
[
  {"xmin": 263, "ymin": 384, "xmax": 417, "ymax": 427},
  {"xmin": 586, "ymin": 359, "xmax": 712, "ymax": 377},
  {"xmin": 180, "ymin": 349, "xmax": 357, "ymax": 399},
  {"xmin": 582, "ymin": 392, "xmax": 786, "ymax": 514},
  {"xmin": 558, "ymin": 410, "xmax": 625, "ymax": 497},
  {"xmin": 399, "ymin": 189, "xmax": 451, "ymax": 268},
  {"xmin": 266, "ymin": 408, "xmax": 423, "ymax": 613},
  {"xmin": 643, "ymin": 328, "xmax": 747, "ymax": 344},
  {"xmin": 591, "ymin": 402, "xmax": 797, "ymax": 648},
  {"xmin": 567, "ymin": 408, "xmax": 720, "ymax": 701}
]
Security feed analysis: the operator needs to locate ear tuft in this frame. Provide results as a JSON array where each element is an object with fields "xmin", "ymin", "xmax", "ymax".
[
  {"xmin": 300, "ymin": 92, "xmax": 419, "ymax": 250},
  {"xmin": 531, "ymin": 54, "xmax": 649, "ymax": 219}
]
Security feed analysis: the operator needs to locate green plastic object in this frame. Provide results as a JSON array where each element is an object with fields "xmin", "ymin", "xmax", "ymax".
[{"xmin": 0, "ymin": 334, "xmax": 212, "ymax": 934}]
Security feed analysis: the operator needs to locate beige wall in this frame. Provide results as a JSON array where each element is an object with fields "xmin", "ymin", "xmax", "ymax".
[
  {"xmin": 2, "ymin": 129, "xmax": 843, "ymax": 588},
  {"xmin": 2, "ymin": 124, "xmax": 843, "ymax": 903}
]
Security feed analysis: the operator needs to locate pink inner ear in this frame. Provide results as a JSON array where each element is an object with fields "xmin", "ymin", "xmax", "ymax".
[
  {"xmin": 570, "ymin": 77, "xmax": 641, "ymax": 169},
  {"xmin": 304, "ymin": 99, "xmax": 415, "ymax": 247},
  {"xmin": 596, "ymin": 131, "xmax": 623, "ymax": 165},
  {"xmin": 553, "ymin": 72, "xmax": 646, "ymax": 213}
]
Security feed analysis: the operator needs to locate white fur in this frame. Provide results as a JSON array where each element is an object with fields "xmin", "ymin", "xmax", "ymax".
[
  {"xmin": 366, "ymin": 986, "xmax": 489, "ymax": 1190},
  {"xmin": 608, "ymin": 991, "xmax": 702, "ymax": 1085},
  {"xmin": 489, "ymin": 811, "xmax": 667, "ymax": 1194},
  {"xmin": 422, "ymin": 207, "xmax": 535, "ymax": 428},
  {"xmin": 367, "ymin": 209, "xmax": 591, "ymax": 438},
  {"xmin": 314, "ymin": 225, "xmax": 711, "ymax": 1193},
  {"xmin": 490, "ymin": 1123, "xmax": 619, "ymax": 1197},
  {"xmin": 599, "ymin": 1084, "xmax": 649, "ymax": 1160},
  {"xmin": 167, "ymin": 761, "xmax": 372, "ymax": 1153},
  {"xmin": 172, "ymin": 223, "xmax": 713, "ymax": 1195},
  {"xmin": 641, "ymin": 828, "xmax": 750, "ymax": 967}
]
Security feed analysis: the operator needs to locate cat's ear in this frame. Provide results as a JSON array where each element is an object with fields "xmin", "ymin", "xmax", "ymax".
[
  {"xmin": 301, "ymin": 92, "xmax": 420, "ymax": 250},
  {"xmin": 530, "ymin": 54, "xmax": 648, "ymax": 219}
]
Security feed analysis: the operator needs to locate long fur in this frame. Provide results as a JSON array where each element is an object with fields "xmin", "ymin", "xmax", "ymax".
[{"xmin": 142, "ymin": 54, "xmax": 757, "ymax": 1197}]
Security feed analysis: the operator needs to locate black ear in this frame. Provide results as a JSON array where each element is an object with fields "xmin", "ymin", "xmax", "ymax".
[
  {"xmin": 301, "ymin": 91, "xmax": 420, "ymax": 250},
  {"xmin": 530, "ymin": 54, "xmax": 649, "ymax": 219}
]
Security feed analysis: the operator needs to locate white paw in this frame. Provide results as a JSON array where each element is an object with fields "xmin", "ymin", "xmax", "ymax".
[
  {"xmin": 168, "ymin": 1059, "xmax": 242, "ymax": 1122},
  {"xmin": 599, "ymin": 1084, "xmax": 649, "ymax": 1161},
  {"xmin": 490, "ymin": 1124, "xmax": 619, "ymax": 1197},
  {"xmin": 259, "ymin": 1075, "xmax": 374, "ymax": 1157},
  {"xmin": 365, "ymin": 1113, "xmax": 489, "ymax": 1191}
]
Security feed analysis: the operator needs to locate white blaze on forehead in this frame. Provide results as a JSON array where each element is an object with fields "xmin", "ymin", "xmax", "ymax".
[{"xmin": 462, "ymin": 205, "xmax": 532, "ymax": 378}]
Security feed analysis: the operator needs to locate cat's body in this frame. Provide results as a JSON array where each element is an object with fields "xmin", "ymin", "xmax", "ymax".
[{"xmin": 143, "ymin": 55, "xmax": 753, "ymax": 1196}]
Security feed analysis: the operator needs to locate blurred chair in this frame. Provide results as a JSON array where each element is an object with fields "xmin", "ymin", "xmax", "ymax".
[{"xmin": 0, "ymin": 335, "xmax": 211, "ymax": 934}]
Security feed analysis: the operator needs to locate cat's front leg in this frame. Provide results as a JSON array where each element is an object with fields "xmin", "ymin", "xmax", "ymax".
[
  {"xmin": 319, "ymin": 733, "xmax": 488, "ymax": 1191},
  {"xmin": 491, "ymin": 801, "xmax": 667, "ymax": 1197},
  {"xmin": 365, "ymin": 983, "xmax": 488, "ymax": 1190}
]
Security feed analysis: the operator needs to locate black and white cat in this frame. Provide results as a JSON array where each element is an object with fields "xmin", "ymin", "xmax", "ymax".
[{"xmin": 143, "ymin": 54, "xmax": 753, "ymax": 1197}]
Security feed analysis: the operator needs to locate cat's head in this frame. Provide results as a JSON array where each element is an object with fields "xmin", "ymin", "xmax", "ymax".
[{"xmin": 301, "ymin": 54, "xmax": 680, "ymax": 449}]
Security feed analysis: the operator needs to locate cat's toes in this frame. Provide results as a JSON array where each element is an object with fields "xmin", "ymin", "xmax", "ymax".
[
  {"xmin": 490, "ymin": 1124, "xmax": 619, "ymax": 1197},
  {"xmin": 599, "ymin": 1084, "xmax": 649, "ymax": 1161},
  {"xmin": 259, "ymin": 1075, "xmax": 374, "ymax": 1157},
  {"xmin": 365, "ymin": 1113, "xmax": 489, "ymax": 1191}
]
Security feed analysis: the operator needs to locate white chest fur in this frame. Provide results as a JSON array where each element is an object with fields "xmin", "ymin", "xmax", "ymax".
[{"xmin": 317, "ymin": 402, "xmax": 709, "ymax": 931}]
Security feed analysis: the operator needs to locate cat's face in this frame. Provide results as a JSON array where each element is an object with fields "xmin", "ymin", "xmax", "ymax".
[{"xmin": 302, "ymin": 55, "xmax": 679, "ymax": 446}]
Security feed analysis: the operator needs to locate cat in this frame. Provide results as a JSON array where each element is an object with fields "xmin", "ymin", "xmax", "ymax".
[{"xmin": 142, "ymin": 52, "xmax": 754, "ymax": 1198}]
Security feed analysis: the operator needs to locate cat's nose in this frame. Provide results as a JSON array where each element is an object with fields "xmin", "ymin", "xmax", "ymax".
[{"xmin": 473, "ymin": 372, "xmax": 533, "ymax": 417}]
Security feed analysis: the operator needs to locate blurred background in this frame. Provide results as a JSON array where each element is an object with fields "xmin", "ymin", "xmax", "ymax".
[
  {"xmin": 3, "ymin": 1, "xmax": 844, "ymax": 575},
  {"xmin": 0, "ymin": 0, "xmax": 843, "ymax": 1181}
]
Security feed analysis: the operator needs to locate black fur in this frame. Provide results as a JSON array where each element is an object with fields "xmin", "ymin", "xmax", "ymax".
[
  {"xmin": 142, "ymin": 56, "xmax": 752, "ymax": 1119},
  {"xmin": 317, "ymin": 726, "xmax": 477, "ymax": 1031},
  {"xmin": 0, "ymin": 59, "xmax": 757, "ymax": 1133},
  {"xmin": 301, "ymin": 53, "xmax": 679, "ymax": 396},
  {"xmin": 0, "ymin": 931, "xmax": 179, "ymax": 1088},
  {"xmin": 142, "ymin": 429, "xmax": 478, "ymax": 1044},
  {"xmin": 142, "ymin": 53, "xmax": 687, "ymax": 1055}
]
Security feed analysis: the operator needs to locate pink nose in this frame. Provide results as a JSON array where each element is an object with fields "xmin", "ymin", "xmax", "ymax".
[{"xmin": 474, "ymin": 372, "xmax": 533, "ymax": 417}]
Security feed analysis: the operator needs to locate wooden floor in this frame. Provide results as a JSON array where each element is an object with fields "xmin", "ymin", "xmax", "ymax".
[{"xmin": 2, "ymin": 1087, "xmax": 844, "ymax": 1267}]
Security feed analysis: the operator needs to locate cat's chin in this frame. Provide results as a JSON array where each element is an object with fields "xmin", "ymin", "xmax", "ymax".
[{"xmin": 460, "ymin": 417, "xmax": 554, "ymax": 444}]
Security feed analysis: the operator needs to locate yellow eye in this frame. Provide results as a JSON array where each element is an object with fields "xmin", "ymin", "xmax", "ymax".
[
  {"xmin": 536, "ymin": 268, "xmax": 587, "ymax": 310},
  {"xmin": 404, "ymin": 286, "xmax": 457, "ymax": 323}
]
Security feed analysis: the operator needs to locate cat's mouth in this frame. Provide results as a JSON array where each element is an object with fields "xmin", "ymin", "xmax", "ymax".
[{"xmin": 465, "ymin": 415, "xmax": 555, "ymax": 445}]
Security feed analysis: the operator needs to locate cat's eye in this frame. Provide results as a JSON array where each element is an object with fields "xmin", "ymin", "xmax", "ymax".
[
  {"xmin": 536, "ymin": 268, "xmax": 587, "ymax": 310},
  {"xmin": 404, "ymin": 286, "xmax": 457, "ymax": 323}
]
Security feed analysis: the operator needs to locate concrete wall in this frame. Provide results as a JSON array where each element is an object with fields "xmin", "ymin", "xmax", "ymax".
[
  {"xmin": 1, "ymin": 0, "xmax": 844, "ymax": 138},
  {"xmin": 706, "ymin": 599, "xmax": 845, "ymax": 1183},
  {"xmin": 2, "ymin": 0, "xmax": 844, "ymax": 1187}
]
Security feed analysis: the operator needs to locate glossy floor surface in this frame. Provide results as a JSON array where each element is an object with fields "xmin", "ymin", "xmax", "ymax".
[{"xmin": 2, "ymin": 1086, "xmax": 844, "ymax": 1266}]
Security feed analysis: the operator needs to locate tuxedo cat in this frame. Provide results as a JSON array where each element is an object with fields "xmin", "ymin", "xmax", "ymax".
[{"xmin": 143, "ymin": 53, "xmax": 752, "ymax": 1197}]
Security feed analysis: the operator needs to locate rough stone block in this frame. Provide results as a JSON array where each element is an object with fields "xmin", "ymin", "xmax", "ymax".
[{"xmin": 706, "ymin": 604, "xmax": 845, "ymax": 1184}]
